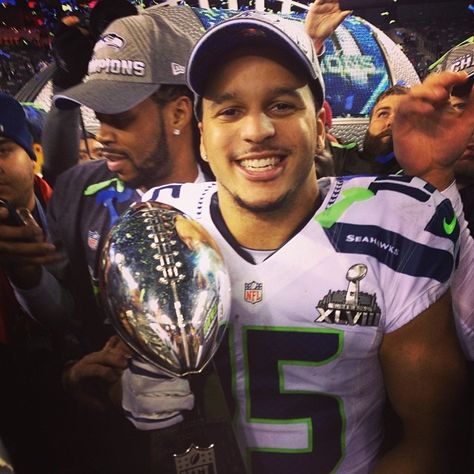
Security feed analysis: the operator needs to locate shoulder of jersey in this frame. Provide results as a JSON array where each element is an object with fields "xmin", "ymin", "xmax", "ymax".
[
  {"xmin": 141, "ymin": 181, "xmax": 217, "ymax": 219},
  {"xmin": 317, "ymin": 175, "xmax": 459, "ymax": 283},
  {"xmin": 339, "ymin": 174, "xmax": 440, "ymax": 203},
  {"xmin": 332, "ymin": 174, "xmax": 454, "ymax": 226}
]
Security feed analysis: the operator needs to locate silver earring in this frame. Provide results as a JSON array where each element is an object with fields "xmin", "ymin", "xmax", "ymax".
[{"xmin": 173, "ymin": 128, "xmax": 181, "ymax": 136}]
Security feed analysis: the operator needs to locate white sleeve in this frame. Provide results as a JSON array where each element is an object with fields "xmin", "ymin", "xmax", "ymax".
[
  {"xmin": 442, "ymin": 182, "xmax": 474, "ymax": 360},
  {"xmin": 122, "ymin": 357, "xmax": 194, "ymax": 431}
]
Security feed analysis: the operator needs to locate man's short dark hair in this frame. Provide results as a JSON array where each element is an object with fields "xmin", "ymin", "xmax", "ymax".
[
  {"xmin": 370, "ymin": 84, "xmax": 409, "ymax": 119},
  {"xmin": 150, "ymin": 85, "xmax": 213, "ymax": 179},
  {"xmin": 151, "ymin": 85, "xmax": 194, "ymax": 105}
]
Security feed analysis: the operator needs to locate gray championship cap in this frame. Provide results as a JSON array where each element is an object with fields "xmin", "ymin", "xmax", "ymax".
[
  {"xmin": 187, "ymin": 11, "xmax": 325, "ymax": 114},
  {"xmin": 54, "ymin": 7, "xmax": 202, "ymax": 114},
  {"xmin": 430, "ymin": 36, "xmax": 474, "ymax": 97}
]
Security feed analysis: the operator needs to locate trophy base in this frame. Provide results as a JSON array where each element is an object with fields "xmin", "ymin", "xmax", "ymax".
[{"xmin": 149, "ymin": 418, "xmax": 246, "ymax": 474}]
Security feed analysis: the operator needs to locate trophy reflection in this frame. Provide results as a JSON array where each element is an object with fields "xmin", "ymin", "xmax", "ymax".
[{"xmin": 99, "ymin": 201, "xmax": 245, "ymax": 474}]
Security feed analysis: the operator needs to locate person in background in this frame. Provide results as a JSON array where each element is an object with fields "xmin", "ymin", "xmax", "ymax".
[
  {"xmin": 42, "ymin": 8, "xmax": 207, "ymax": 350},
  {"xmin": 426, "ymin": 38, "xmax": 474, "ymax": 364},
  {"xmin": 20, "ymin": 102, "xmax": 48, "ymax": 176},
  {"xmin": 306, "ymin": 3, "xmax": 474, "ymax": 366},
  {"xmin": 0, "ymin": 92, "xmax": 67, "ymax": 474},
  {"xmin": 315, "ymin": 86, "xmax": 410, "ymax": 178},
  {"xmin": 79, "ymin": 131, "xmax": 103, "ymax": 162},
  {"xmin": 42, "ymin": 0, "xmax": 138, "ymax": 184},
  {"xmin": 1, "ymin": 8, "xmax": 209, "ymax": 473},
  {"xmin": 452, "ymin": 92, "xmax": 474, "ymax": 234},
  {"xmin": 430, "ymin": 36, "xmax": 474, "ymax": 233},
  {"xmin": 304, "ymin": 0, "xmax": 352, "ymax": 55},
  {"xmin": 334, "ymin": 84, "xmax": 409, "ymax": 176},
  {"xmin": 304, "ymin": 1, "xmax": 409, "ymax": 176},
  {"xmin": 314, "ymin": 99, "xmax": 345, "ymax": 177}
]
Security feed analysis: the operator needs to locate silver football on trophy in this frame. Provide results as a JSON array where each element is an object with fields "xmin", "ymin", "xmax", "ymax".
[{"xmin": 99, "ymin": 201, "xmax": 231, "ymax": 377}]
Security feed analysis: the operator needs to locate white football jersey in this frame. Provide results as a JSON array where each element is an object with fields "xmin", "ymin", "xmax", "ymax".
[{"xmin": 142, "ymin": 175, "xmax": 458, "ymax": 474}]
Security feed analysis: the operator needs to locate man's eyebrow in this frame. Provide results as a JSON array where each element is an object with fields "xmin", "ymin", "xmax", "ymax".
[
  {"xmin": 206, "ymin": 92, "xmax": 236, "ymax": 105},
  {"xmin": 271, "ymin": 87, "xmax": 305, "ymax": 99},
  {"xmin": 0, "ymin": 138, "xmax": 12, "ymax": 145},
  {"xmin": 207, "ymin": 87, "xmax": 304, "ymax": 105},
  {"xmin": 374, "ymin": 105, "xmax": 391, "ymax": 114}
]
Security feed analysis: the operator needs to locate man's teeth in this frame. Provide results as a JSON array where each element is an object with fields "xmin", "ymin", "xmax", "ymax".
[{"xmin": 240, "ymin": 157, "xmax": 281, "ymax": 170}]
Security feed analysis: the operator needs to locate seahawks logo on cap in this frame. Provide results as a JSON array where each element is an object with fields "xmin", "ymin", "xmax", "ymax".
[{"xmin": 94, "ymin": 33, "xmax": 125, "ymax": 53}]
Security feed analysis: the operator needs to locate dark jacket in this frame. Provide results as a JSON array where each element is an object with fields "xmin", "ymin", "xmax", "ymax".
[{"xmin": 48, "ymin": 159, "xmax": 141, "ymax": 352}]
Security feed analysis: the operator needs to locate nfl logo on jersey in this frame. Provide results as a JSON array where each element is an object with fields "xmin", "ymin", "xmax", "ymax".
[{"xmin": 244, "ymin": 281, "xmax": 263, "ymax": 304}]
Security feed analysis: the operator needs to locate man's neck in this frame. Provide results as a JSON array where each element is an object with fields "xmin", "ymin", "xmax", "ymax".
[
  {"xmin": 139, "ymin": 161, "xmax": 200, "ymax": 193},
  {"xmin": 25, "ymin": 192, "xmax": 36, "ymax": 213},
  {"xmin": 217, "ymin": 183, "xmax": 320, "ymax": 250}
]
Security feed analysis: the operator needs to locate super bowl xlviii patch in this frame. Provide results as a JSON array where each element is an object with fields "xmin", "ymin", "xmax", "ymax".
[
  {"xmin": 244, "ymin": 281, "xmax": 263, "ymax": 305},
  {"xmin": 174, "ymin": 444, "xmax": 217, "ymax": 474},
  {"xmin": 315, "ymin": 264, "xmax": 381, "ymax": 326},
  {"xmin": 88, "ymin": 230, "xmax": 100, "ymax": 251}
]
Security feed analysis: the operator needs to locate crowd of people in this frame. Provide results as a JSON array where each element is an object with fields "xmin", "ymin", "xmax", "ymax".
[
  {"xmin": 0, "ymin": 42, "xmax": 50, "ymax": 96},
  {"xmin": 388, "ymin": 16, "xmax": 473, "ymax": 79},
  {"xmin": 0, "ymin": 0, "xmax": 473, "ymax": 473}
]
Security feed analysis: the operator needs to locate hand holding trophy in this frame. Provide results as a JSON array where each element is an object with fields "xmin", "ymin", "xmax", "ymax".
[{"xmin": 99, "ymin": 201, "xmax": 246, "ymax": 474}]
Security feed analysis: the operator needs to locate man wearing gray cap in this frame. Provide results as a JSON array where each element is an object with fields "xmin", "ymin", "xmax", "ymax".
[
  {"xmin": 8, "ymin": 5, "xmax": 208, "ymax": 348},
  {"xmin": 139, "ymin": 10, "xmax": 472, "ymax": 473},
  {"xmin": 53, "ymin": 8, "xmax": 207, "ymax": 188},
  {"xmin": 10, "ymin": 7, "xmax": 208, "ymax": 343}
]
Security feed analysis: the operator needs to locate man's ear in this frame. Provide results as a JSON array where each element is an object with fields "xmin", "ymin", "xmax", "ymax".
[
  {"xmin": 316, "ymin": 106, "xmax": 326, "ymax": 151},
  {"xmin": 167, "ymin": 95, "xmax": 194, "ymax": 130},
  {"xmin": 198, "ymin": 122, "xmax": 208, "ymax": 162}
]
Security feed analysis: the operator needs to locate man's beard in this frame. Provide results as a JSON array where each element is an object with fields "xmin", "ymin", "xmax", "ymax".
[
  {"xmin": 362, "ymin": 130, "xmax": 393, "ymax": 160},
  {"xmin": 232, "ymin": 191, "xmax": 291, "ymax": 213},
  {"xmin": 127, "ymin": 114, "xmax": 173, "ymax": 190}
]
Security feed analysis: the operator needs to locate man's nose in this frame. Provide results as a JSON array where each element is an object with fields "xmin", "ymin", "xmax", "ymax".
[
  {"xmin": 241, "ymin": 112, "xmax": 276, "ymax": 143},
  {"xmin": 385, "ymin": 112, "xmax": 396, "ymax": 129}
]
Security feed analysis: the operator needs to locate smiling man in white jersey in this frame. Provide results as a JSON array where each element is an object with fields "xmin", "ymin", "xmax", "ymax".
[{"xmin": 134, "ymin": 10, "xmax": 474, "ymax": 474}]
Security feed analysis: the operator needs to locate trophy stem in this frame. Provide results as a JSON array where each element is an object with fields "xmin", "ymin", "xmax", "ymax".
[{"xmin": 148, "ymin": 363, "xmax": 248, "ymax": 474}]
